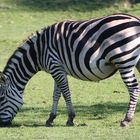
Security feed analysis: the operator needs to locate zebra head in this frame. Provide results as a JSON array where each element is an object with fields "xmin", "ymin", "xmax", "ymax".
[{"xmin": 0, "ymin": 72, "xmax": 12, "ymax": 126}]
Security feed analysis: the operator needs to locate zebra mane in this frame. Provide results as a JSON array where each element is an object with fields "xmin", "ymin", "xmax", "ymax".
[{"xmin": 3, "ymin": 30, "xmax": 40, "ymax": 72}]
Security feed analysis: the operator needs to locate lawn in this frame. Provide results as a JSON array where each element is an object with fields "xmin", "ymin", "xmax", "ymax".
[{"xmin": 1, "ymin": 0, "xmax": 140, "ymax": 140}]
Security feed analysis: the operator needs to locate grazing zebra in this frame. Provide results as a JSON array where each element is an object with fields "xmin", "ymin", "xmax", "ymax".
[{"xmin": 0, "ymin": 13, "xmax": 140, "ymax": 127}]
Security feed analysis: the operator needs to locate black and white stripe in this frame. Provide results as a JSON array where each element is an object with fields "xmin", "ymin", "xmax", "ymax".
[{"xmin": 0, "ymin": 13, "xmax": 140, "ymax": 126}]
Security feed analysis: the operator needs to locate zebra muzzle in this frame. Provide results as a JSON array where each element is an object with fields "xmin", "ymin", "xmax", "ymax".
[{"xmin": 0, "ymin": 120, "xmax": 12, "ymax": 127}]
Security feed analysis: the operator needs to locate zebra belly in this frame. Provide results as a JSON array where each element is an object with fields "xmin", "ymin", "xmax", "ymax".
[
  {"xmin": 65, "ymin": 59, "xmax": 117, "ymax": 81},
  {"xmin": 89, "ymin": 59, "xmax": 117, "ymax": 81}
]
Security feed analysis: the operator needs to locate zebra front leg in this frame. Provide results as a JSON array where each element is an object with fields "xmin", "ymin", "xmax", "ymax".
[
  {"xmin": 46, "ymin": 82, "xmax": 61, "ymax": 127},
  {"xmin": 119, "ymin": 69, "xmax": 140, "ymax": 127},
  {"xmin": 50, "ymin": 68, "xmax": 75, "ymax": 126}
]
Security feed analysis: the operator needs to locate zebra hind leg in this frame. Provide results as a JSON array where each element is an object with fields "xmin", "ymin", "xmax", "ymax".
[
  {"xmin": 136, "ymin": 58, "xmax": 140, "ymax": 73},
  {"xmin": 119, "ymin": 68, "xmax": 140, "ymax": 127},
  {"xmin": 46, "ymin": 82, "xmax": 61, "ymax": 127}
]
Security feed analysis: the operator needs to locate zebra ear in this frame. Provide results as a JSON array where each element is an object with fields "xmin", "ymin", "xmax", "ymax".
[
  {"xmin": 0, "ymin": 72, "xmax": 8, "ymax": 84},
  {"xmin": 0, "ymin": 72, "xmax": 4, "ymax": 79},
  {"xmin": 0, "ymin": 71, "xmax": 3, "ymax": 76}
]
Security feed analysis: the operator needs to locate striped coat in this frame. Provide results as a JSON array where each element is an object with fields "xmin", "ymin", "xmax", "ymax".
[{"xmin": 0, "ymin": 14, "xmax": 140, "ymax": 127}]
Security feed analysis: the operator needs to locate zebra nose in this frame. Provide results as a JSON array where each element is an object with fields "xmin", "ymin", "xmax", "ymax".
[{"xmin": 0, "ymin": 120, "xmax": 12, "ymax": 127}]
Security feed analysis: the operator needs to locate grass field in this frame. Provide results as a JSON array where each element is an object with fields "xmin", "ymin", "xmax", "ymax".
[{"xmin": 1, "ymin": 0, "xmax": 140, "ymax": 140}]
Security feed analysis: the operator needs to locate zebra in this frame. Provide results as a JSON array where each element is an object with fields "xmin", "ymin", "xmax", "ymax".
[{"xmin": 0, "ymin": 13, "xmax": 140, "ymax": 127}]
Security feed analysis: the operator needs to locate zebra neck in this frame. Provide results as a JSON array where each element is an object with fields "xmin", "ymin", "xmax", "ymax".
[
  {"xmin": 3, "ymin": 41, "xmax": 42, "ymax": 92},
  {"xmin": 3, "ymin": 62, "xmax": 38, "ymax": 93},
  {"xmin": 3, "ymin": 28, "xmax": 51, "ymax": 92}
]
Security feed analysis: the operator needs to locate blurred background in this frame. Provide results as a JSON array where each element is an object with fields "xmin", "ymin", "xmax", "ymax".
[{"xmin": 1, "ymin": 1, "xmax": 140, "ymax": 140}]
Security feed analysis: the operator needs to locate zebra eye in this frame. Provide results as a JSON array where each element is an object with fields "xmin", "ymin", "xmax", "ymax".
[
  {"xmin": 1, "ymin": 77, "xmax": 6, "ymax": 83},
  {"xmin": 0, "ymin": 76, "xmax": 9, "ymax": 87},
  {"xmin": 0, "ymin": 96, "xmax": 5, "ymax": 102}
]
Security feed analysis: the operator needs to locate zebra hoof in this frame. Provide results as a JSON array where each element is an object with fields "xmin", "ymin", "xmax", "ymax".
[
  {"xmin": 120, "ymin": 118, "xmax": 132, "ymax": 127},
  {"xmin": 66, "ymin": 121, "xmax": 74, "ymax": 126},
  {"xmin": 46, "ymin": 121, "xmax": 53, "ymax": 127},
  {"xmin": 46, "ymin": 113, "xmax": 57, "ymax": 127},
  {"xmin": 46, "ymin": 122, "xmax": 53, "ymax": 127},
  {"xmin": 120, "ymin": 120, "xmax": 129, "ymax": 127},
  {"xmin": 0, "ymin": 120, "xmax": 12, "ymax": 127}
]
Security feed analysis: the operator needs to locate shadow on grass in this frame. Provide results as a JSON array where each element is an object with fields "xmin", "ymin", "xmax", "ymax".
[
  {"xmin": 20, "ymin": 101, "xmax": 140, "ymax": 117},
  {"xmin": 13, "ymin": 0, "xmax": 130, "ymax": 12},
  {"xmin": 10, "ymin": 101, "xmax": 140, "ymax": 127}
]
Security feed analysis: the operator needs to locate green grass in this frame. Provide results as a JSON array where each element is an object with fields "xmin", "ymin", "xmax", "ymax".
[{"xmin": 1, "ymin": 0, "xmax": 140, "ymax": 140}]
